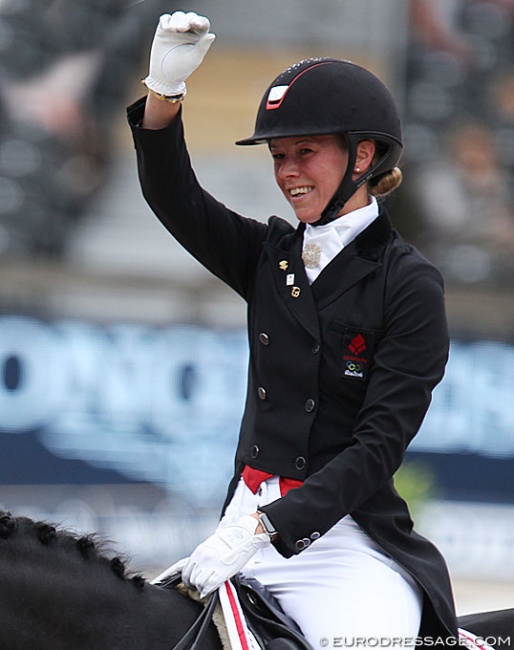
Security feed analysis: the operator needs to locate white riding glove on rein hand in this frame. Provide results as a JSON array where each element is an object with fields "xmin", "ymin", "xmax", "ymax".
[
  {"xmin": 144, "ymin": 11, "xmax": 215, "ymax": 98},
  {"xmin": 155, "ymin": 515, "xmax": 270, "ymax": 599}
]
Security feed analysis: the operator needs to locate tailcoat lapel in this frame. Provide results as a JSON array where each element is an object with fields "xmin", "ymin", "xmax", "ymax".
[
  {"xmin": 311, "ymin": 210, "xmax": 393, "ymax": 309},
  {"xmin": 263, "ymin": 211, "xmax": 392, "ymax": 334},
  {"xmin": 310, "ymin": 245, "xmax": 380, "ymax": 309},
  {"xmin": 264, "ymin": 232, "xmax": 320, "ymax": 341}
]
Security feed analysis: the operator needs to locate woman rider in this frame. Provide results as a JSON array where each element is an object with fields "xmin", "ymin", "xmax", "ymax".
[{"xmin": 127, "ymin": 10, "xmax": 457, "ymax": 648}]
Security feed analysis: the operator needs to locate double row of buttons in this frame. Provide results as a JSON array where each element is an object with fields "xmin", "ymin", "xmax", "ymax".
[
  {"xmin": 257, "ymin": 332, "xmax": 318, "ymax": 410},
  {"xmin": 259, "ymin": 332, "xmax": 321, "ymax": 356},
  {"xmin": 257, "ymin": 386, "xmax": 316, "ymax": 414},
  {"xmin": 250, "ymin": 445, "xmax": 306, "ymax": 471}
]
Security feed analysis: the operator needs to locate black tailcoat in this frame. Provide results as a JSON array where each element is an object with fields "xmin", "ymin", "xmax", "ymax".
[{"xmin": 128, "ymin": 98, "xmax": 457, "ymax": 641}]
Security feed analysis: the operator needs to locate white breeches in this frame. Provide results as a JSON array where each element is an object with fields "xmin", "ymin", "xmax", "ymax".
[{"xmin": 221, "ymin": 476, "xmax": 423, "ymax": 648}]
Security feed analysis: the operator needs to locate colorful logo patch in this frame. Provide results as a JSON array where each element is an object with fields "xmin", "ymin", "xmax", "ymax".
[
  {"xmin": 343, "ymin": 330, "xmax": 372, "ymax": 381},
  {"xmin": 344, "ymin": 361, "xmax": 364, "ymax": 378}
]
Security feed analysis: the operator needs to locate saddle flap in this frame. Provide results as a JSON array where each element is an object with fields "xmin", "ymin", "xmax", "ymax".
[{"xmin": 231, "ymin": 574, "xmax": 313, "ymax": 650}]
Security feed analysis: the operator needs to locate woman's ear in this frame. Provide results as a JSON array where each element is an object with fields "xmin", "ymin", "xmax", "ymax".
[{"xmin": 353, "ymin": 140, "xmax": 376, "ymax": 175}]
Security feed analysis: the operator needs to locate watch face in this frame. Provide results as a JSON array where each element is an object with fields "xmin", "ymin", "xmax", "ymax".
[{"xmin": 259, "ymin": 512, "xmax": 277, "ymax": 539}]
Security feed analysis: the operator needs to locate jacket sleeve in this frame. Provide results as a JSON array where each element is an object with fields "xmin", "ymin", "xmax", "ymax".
[
  {"xmin": 127, "ymin": 97, "xmax": 269, "ymax": 300},
  {"xmin": 260, "ymin": 249, "xmax": 449, "ymax": 557}
]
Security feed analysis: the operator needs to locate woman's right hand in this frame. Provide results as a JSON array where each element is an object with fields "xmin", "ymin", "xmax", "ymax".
[{"xmin": 144, "ymin": 11, "xmax": 216, "ymax": 98}]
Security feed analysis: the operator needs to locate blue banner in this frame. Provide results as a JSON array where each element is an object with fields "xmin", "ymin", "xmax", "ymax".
[{"xmin": 0, "ymin": 315, "xmax": 513, "ymax": 505}]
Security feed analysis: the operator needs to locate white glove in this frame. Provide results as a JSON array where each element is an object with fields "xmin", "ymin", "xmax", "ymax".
[
  {"xmin": 182, "ymin": 515, "xmax": 270, "ymax": 599},
  {"xmin": 144, "ymin": 11, "xmax": 215, "ymax": 97}
]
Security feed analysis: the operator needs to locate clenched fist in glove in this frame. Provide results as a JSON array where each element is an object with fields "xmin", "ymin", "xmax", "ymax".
[
  {"xmin": 155, "ymin": 515, "xmax": 270, "ymax": 599},
  {"xmin": 144, "ymin": 11, "xmax": 215, "ymax": 98}
]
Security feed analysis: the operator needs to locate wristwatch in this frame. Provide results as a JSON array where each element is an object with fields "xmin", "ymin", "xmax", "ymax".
[{"xmin": 257, "ymin": 510, "xmax": 279, "ymax": 542}]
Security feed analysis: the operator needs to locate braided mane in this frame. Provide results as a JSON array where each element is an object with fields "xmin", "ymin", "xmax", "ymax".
[
  {"xmin": 0, "ymin": 509, "xmax": 221, "ymax": 650},
  {"xmin": 0, "ymin": 511, "xmax": 513, "ymax": 650},
  {"xmin": 0, "ymin": 509, "xmax": 145, "ymax": 590}
]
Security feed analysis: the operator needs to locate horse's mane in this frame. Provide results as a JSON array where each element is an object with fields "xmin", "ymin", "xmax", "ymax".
[
  {"xmin": 0, "ymin": 509, "xmax": 146, "ymax": 590},
  {"xmin": 0, "ymin": 509, "xmax": 221, "ymax": 650},
  {"xmin": 1, "ymin": 510, "xmax": 513, "ymax": 650}
]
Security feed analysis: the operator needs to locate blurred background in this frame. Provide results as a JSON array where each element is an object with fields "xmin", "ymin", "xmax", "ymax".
[{"xmin": 0, "ymin": 0, "xmax": 513, "ymax": 615}]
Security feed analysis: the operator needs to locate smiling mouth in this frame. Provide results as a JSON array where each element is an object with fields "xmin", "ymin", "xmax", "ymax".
[{"xmin": 289, "ymin": 186, "xmax": 313, "ymax": 198}]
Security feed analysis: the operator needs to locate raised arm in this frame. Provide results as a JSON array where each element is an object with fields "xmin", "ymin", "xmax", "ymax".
[{"xmin": 141, "ymin": 11, "xmax": 215, "ymax": 130}]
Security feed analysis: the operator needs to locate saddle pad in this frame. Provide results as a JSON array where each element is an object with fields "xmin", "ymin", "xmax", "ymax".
[{"xmin": 219, "ymin": 580, "xmax": 260, "ymax": 650}]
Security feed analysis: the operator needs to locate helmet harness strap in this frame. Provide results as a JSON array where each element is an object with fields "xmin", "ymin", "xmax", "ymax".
[
  {"xmin": 315, "ymin": 134, "xmax": 360, "ymax": 226},
  {"xmin": 314, "ymin": 134, "xmax": 399, "ymax": 226}
]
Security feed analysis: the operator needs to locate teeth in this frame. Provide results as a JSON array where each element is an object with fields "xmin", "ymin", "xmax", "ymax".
[{"xmin": 290, "ymin": 186, "xmax": 312, "ymax": 197}]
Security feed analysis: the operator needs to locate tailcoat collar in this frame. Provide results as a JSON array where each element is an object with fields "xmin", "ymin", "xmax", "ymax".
[
  {"xmin": 310, "ymin": 208, "xmax": 392, "ymax": 308},
  {"xmin": 264, "ymin": 231, "xmax": 320, "ymax": 340},
  {"xmin": 264, "ymin": 210, "xmax": 392, "ymax": 329}
]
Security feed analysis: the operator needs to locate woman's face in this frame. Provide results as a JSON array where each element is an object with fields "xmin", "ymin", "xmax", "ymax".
[{"xmin": 270, "ymin": 134, "xmax": 349, "ymax": 224}]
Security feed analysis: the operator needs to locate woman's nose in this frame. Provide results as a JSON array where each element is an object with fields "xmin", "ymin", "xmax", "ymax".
[{"xmin": 277, "ymin": 155, "xmax": 299, "ymax": 178}]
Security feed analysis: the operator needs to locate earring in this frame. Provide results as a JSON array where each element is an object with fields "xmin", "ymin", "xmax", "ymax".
[{"xmin": 355, "ymin": 166, "xmax": 361, "ymax": 172}]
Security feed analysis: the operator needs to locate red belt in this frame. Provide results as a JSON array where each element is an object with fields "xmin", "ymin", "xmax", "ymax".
[{"xmin": 242, "ymin": 464, "xmax": 303, "ymax": 497}]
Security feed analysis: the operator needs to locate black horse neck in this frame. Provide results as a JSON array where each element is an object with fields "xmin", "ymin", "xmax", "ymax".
[
  {"xmin": 0, "ymin": 511, "xmax": 221, "ymax": 650},
  {"xmin": 4, "ymin": 509, "xmax": 514, "ymax": 650}
]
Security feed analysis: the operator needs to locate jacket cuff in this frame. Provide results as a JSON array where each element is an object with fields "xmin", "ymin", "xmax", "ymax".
[{"xmin": 126, "ymin": 96, "xmax": 184, "ymax": 131}]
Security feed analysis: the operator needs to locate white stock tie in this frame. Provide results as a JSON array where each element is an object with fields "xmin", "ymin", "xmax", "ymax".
[{"xmin": 302, "ymin": 226, "xmax": 343, "ymax": 284}]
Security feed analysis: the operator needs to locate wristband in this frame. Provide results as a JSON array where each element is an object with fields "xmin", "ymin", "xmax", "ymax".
[{"xmin": 142, "ymin": 79, "xmax": 186, "ymax": 104}]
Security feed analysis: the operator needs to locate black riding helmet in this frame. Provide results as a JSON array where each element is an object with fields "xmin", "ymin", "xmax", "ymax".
[{"xmin": 236, "ymin": 58, "xmax": 403, "ymax": 225}]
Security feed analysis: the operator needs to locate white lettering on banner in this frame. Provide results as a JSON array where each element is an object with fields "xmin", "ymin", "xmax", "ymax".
[
  {"xmin": 2, "ymin": 317, "xmax": 514, "ymax": 502},
  {"xmin": 0, "ymin": 316, "xmax": 70, "ymax": 430},
  {"xmin": 0, "ymin": 316, "xmax": 248, "ymax": 502}
]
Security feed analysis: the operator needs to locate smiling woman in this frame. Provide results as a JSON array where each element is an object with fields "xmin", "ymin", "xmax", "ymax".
[
  {"xmin": 273, "ymin": 137, "xmax": 403, "ymax": 225},
  {"xmin": 269, "ymin": 135, "xmax": 357, "ymax": 224},
  {"xmin": 127, "ymin": 10, "xmax": 456, "ymax": 648}
]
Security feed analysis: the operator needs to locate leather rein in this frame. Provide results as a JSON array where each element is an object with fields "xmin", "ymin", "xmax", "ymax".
[{"xmin": 157, "ymin": 573, "xmax": 219, "ymax": 650}]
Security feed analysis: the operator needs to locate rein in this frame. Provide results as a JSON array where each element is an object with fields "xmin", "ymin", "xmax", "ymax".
[{"xmin": 158, "ymin": 573, "xmax": 219, "ymax": 650}]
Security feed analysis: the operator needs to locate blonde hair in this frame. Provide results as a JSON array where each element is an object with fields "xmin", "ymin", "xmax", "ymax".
[
  {"xmin": 335, "ymin": 134, "xmax": 403, "ymax": 199},
  {"xmin": 369, "ymin": 166, "xmax": 403, "ymax": 198}
]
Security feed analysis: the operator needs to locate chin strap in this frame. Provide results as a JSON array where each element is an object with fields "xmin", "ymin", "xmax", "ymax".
[
  {"xmin": 314, "ymin": 137, "xmax": 359, "ymax": 226},
  {"xmin": 313, "ymin": 133, "xmax": 402, "ymax": 227}
]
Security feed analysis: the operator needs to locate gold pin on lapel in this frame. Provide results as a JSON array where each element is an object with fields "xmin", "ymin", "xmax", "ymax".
[
  {"xmin": 291, "ymin": 286, "xmax": 301, "ymax": 298},
  {"xmin": 279, "ymin": 260, "xmax": 289, "ymax": 271}
]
